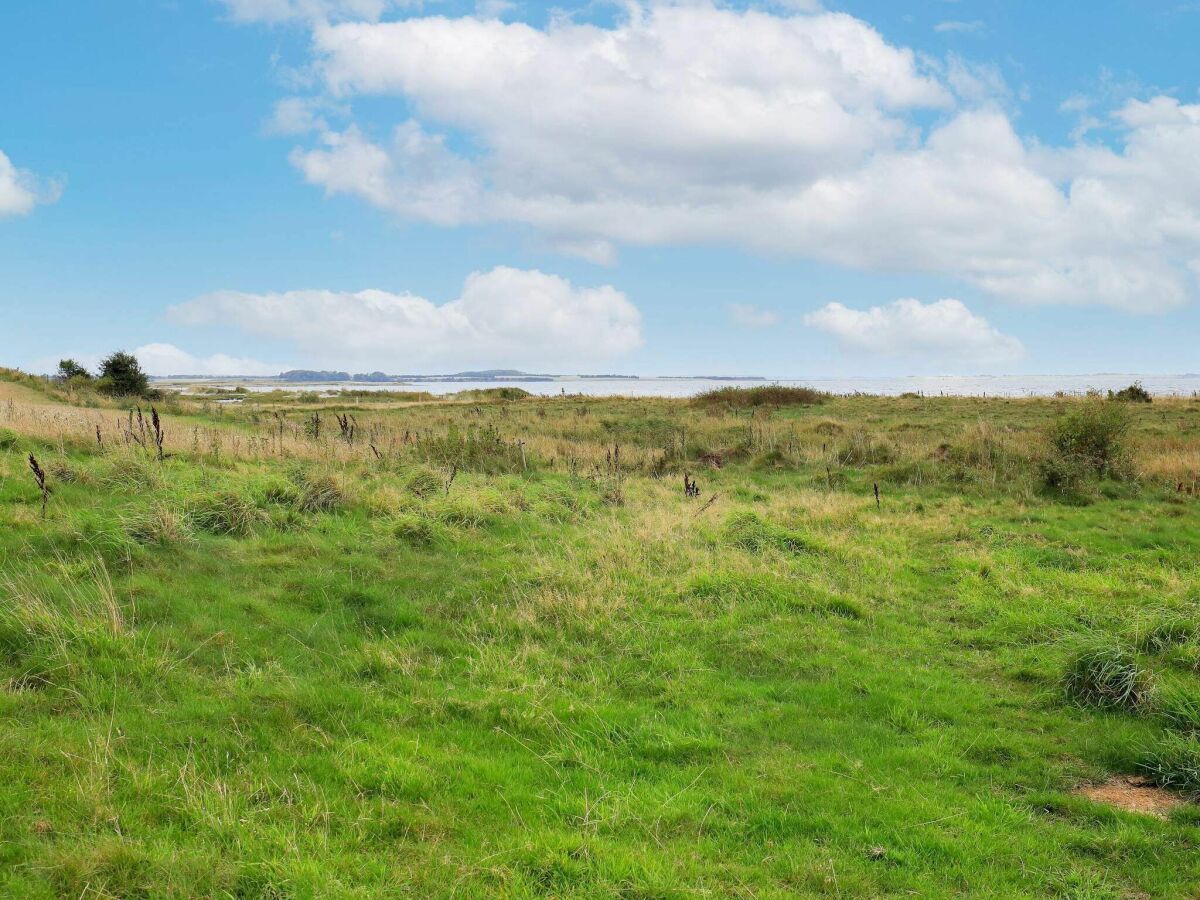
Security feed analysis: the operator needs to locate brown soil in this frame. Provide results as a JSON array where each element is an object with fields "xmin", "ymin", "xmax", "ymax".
[{"xmin": 1077, "ymin": 776, "xmax": 1186, "ymax": 819}]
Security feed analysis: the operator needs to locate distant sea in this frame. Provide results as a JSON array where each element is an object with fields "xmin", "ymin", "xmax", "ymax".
[{"xmin": 162, "ymin": 374, "xmax": 1200, "ymax": 399}]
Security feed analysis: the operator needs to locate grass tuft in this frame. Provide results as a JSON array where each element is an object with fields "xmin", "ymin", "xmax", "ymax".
[
  {"xmin": 1062, "ymin": 639, "xmax": 1152, "ymax": 711},
  {"xmin": 1139, "ymin": 732, "xmax": 1200, "ymax": 798},
  {"xmin": 188, "ymin": 491, "xmax": 264, "ymax": 536}
]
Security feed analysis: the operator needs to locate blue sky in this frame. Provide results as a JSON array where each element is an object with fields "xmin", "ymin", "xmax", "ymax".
[{"xmin": 2, "ymin": 0, "xmax": 1199, "ymax": 376}]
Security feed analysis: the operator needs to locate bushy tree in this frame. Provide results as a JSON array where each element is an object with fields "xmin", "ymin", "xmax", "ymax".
[
  {"xmin": 1109, "ymin": 381, "xmax": 1152, "ymax": 403},
  {"xmin": 56, "ymin": 359, "xmax": 91, "ymax": 381},
  {"xmin": 97, "ymin": 351, "xmax": 149, "ymax": 397},
  {"xmin": 1041, "ymin": 400, "xmax": 1132, "ymax": 497}
]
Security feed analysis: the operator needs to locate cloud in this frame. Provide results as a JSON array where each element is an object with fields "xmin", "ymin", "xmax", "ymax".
[
  {"xmin": 167, "ymin": 266, "xmax": 642, "ymax": 370},
  {"xmin": 934, "ymin": 19, "xmax": 984, "ymax": 34},
  {"xmin": 265, "ymin": 96, "xmax": 348, "ymax": 135},
  {"xmin": 0, "ymin": 150, "xmax": 62, "ymax": 217},
  {"xmin": 132, "ymin": 343, "xmax": 279, "ymax": 377},
  {"xmin": 729, "ymin": 304, "xmax": 780, "ymax": 328},
  {"xmin": 268, "ymin": 2, "xmax": 1200, "ymax": 312},
  {"xmin": 804, "ymin": 298, "xmax": 1023, "ymax": 365}
]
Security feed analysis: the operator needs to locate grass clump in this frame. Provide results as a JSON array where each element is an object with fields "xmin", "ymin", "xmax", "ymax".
[
  {"xmin": 403, "ymin": 465, "xmax": 445, "ymax": 498},
  {"xmin": 122, "ymin": 500, "xmax": 191, "ymax": 546},
  {"xmin": 1137, "ymin": 615, "xmax": 1196, "ymax": 653},
  {"xmin": 294, "ymin": 471, "xmax": 346, "ymax": 513},
  {"xmin": 1062, "ymin": 639, "xmax": 1151, "ymax": 711},
  {"xmin": 692, "ymin": 385, "xmax": 827, "ymax": 408},
  {"xmin": 187, "ymin": 491, "xmax": 263, "ymax": 536},
  {"xmin": 723, "ymin": 510, "xmax": 814, "ymax": 554},
  {"xmin": 0, "ymin": 559, "xmax": 125, "ymax": 689},
  {"xmin": 392, "ymin": 512, "xmax": 440, "ymax": 547},
  {"xmin": 1139, "ymin": 732, "xmax": 1200, "ymax": 798}
]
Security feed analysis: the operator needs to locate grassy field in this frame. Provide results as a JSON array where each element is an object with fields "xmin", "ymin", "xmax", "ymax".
[{"xmin": 2, "ymin": 373, "xmax": 1200, "ymax": 897}]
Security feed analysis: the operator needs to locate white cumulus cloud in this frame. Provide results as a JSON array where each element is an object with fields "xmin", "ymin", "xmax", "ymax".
[
  {"xmin": 804, "ymin": 298, "xmax": 1023, "ymax": 366},
  {"xmin": 133, "ymin": 343, "xmax": 279, "ymax": 377},
  {"xmin": 0, "ymin": 150, "xmax": 62, "ymax": 217},
  {"xmin": 266, "ymin": 3, "xmax": 1200, "ymax": 312},
  {"xmin": 167, "ymin": 266, "xmax": 642, "ymax": 371}
]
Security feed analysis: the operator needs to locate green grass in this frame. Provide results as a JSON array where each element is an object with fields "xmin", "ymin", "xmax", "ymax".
[{"xmin": 2, "ymin": 381, "xmax": 1200, "ymax": 896}]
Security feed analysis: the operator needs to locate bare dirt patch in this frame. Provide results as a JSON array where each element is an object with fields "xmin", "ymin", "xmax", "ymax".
[{"xmin": 1078, "ymin": 776, "xmax": 1186, "ymax": 819}]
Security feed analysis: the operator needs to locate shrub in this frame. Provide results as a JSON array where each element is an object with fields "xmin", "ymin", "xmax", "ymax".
[
  {"xmin": 1109, "ymin": 382, "xmax": 1152, "ymax": 403},
  {"xmin": 1062, "ymin": 640, "xmax": 1151, "ymax": 711},
  {"xmin": 1039, "ymin": 452, "xmax": 1098, "ymax": 500},
  {"xmin": 692, "ymin": 385, "xmax": 827, "ymax": 408},
  {"xmin": 96, "ymin": 350, "xmax": 150, "ymax": 398},
  {"xmin": 56, "ymin": 359, "xmax": 91, "ymax": 381},
  {"xmin": 188, "ymin": 492, "xmax": 263, "ymax": 536},
  {"xmin": 1139, "ymin": 733, "xmax": 1200, "ymax": 798},
  {"xmin": 1047, "ymin": 401, "xmax": 1130, "ymax": 479}
]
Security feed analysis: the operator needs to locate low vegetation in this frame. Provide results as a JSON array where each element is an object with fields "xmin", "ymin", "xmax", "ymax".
[{"xmin": 2, "ymin": 370, "xmax": 1200, "ymax": 895}]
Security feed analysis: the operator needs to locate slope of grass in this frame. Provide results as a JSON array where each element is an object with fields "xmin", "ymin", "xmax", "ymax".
[{"xmin": 1, "ymin": 382, "xmax": 1200, "ymax": 895}]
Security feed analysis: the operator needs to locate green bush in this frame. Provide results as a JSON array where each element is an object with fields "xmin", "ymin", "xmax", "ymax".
[
  {"xmin": 96, "ymin": 350, "xmax": 150, "ymax": 398},
  {"xmin": 1041, "ymin": 401, "xmax": 1133, "ymax": 496},
  {"xmin": 1047, "ymin": 401, "xmax": 1130, "ymax": 478},
  {"xmin": 1109, "ymin": 382, "xmax": 1152, "ymax": 403},
  {"xmin": 1039, "ymin": 452, "xmax": 1098, "ymax": 500}
]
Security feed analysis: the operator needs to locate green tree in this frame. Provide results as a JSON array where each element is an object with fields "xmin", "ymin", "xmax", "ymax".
[
  {"xmin": 97, "ymin": 351, "xmax": 149, "ymax": 397},
  {"xmin": 56, "ymin": 359, "xmax": 91, "ymax": 381}
]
